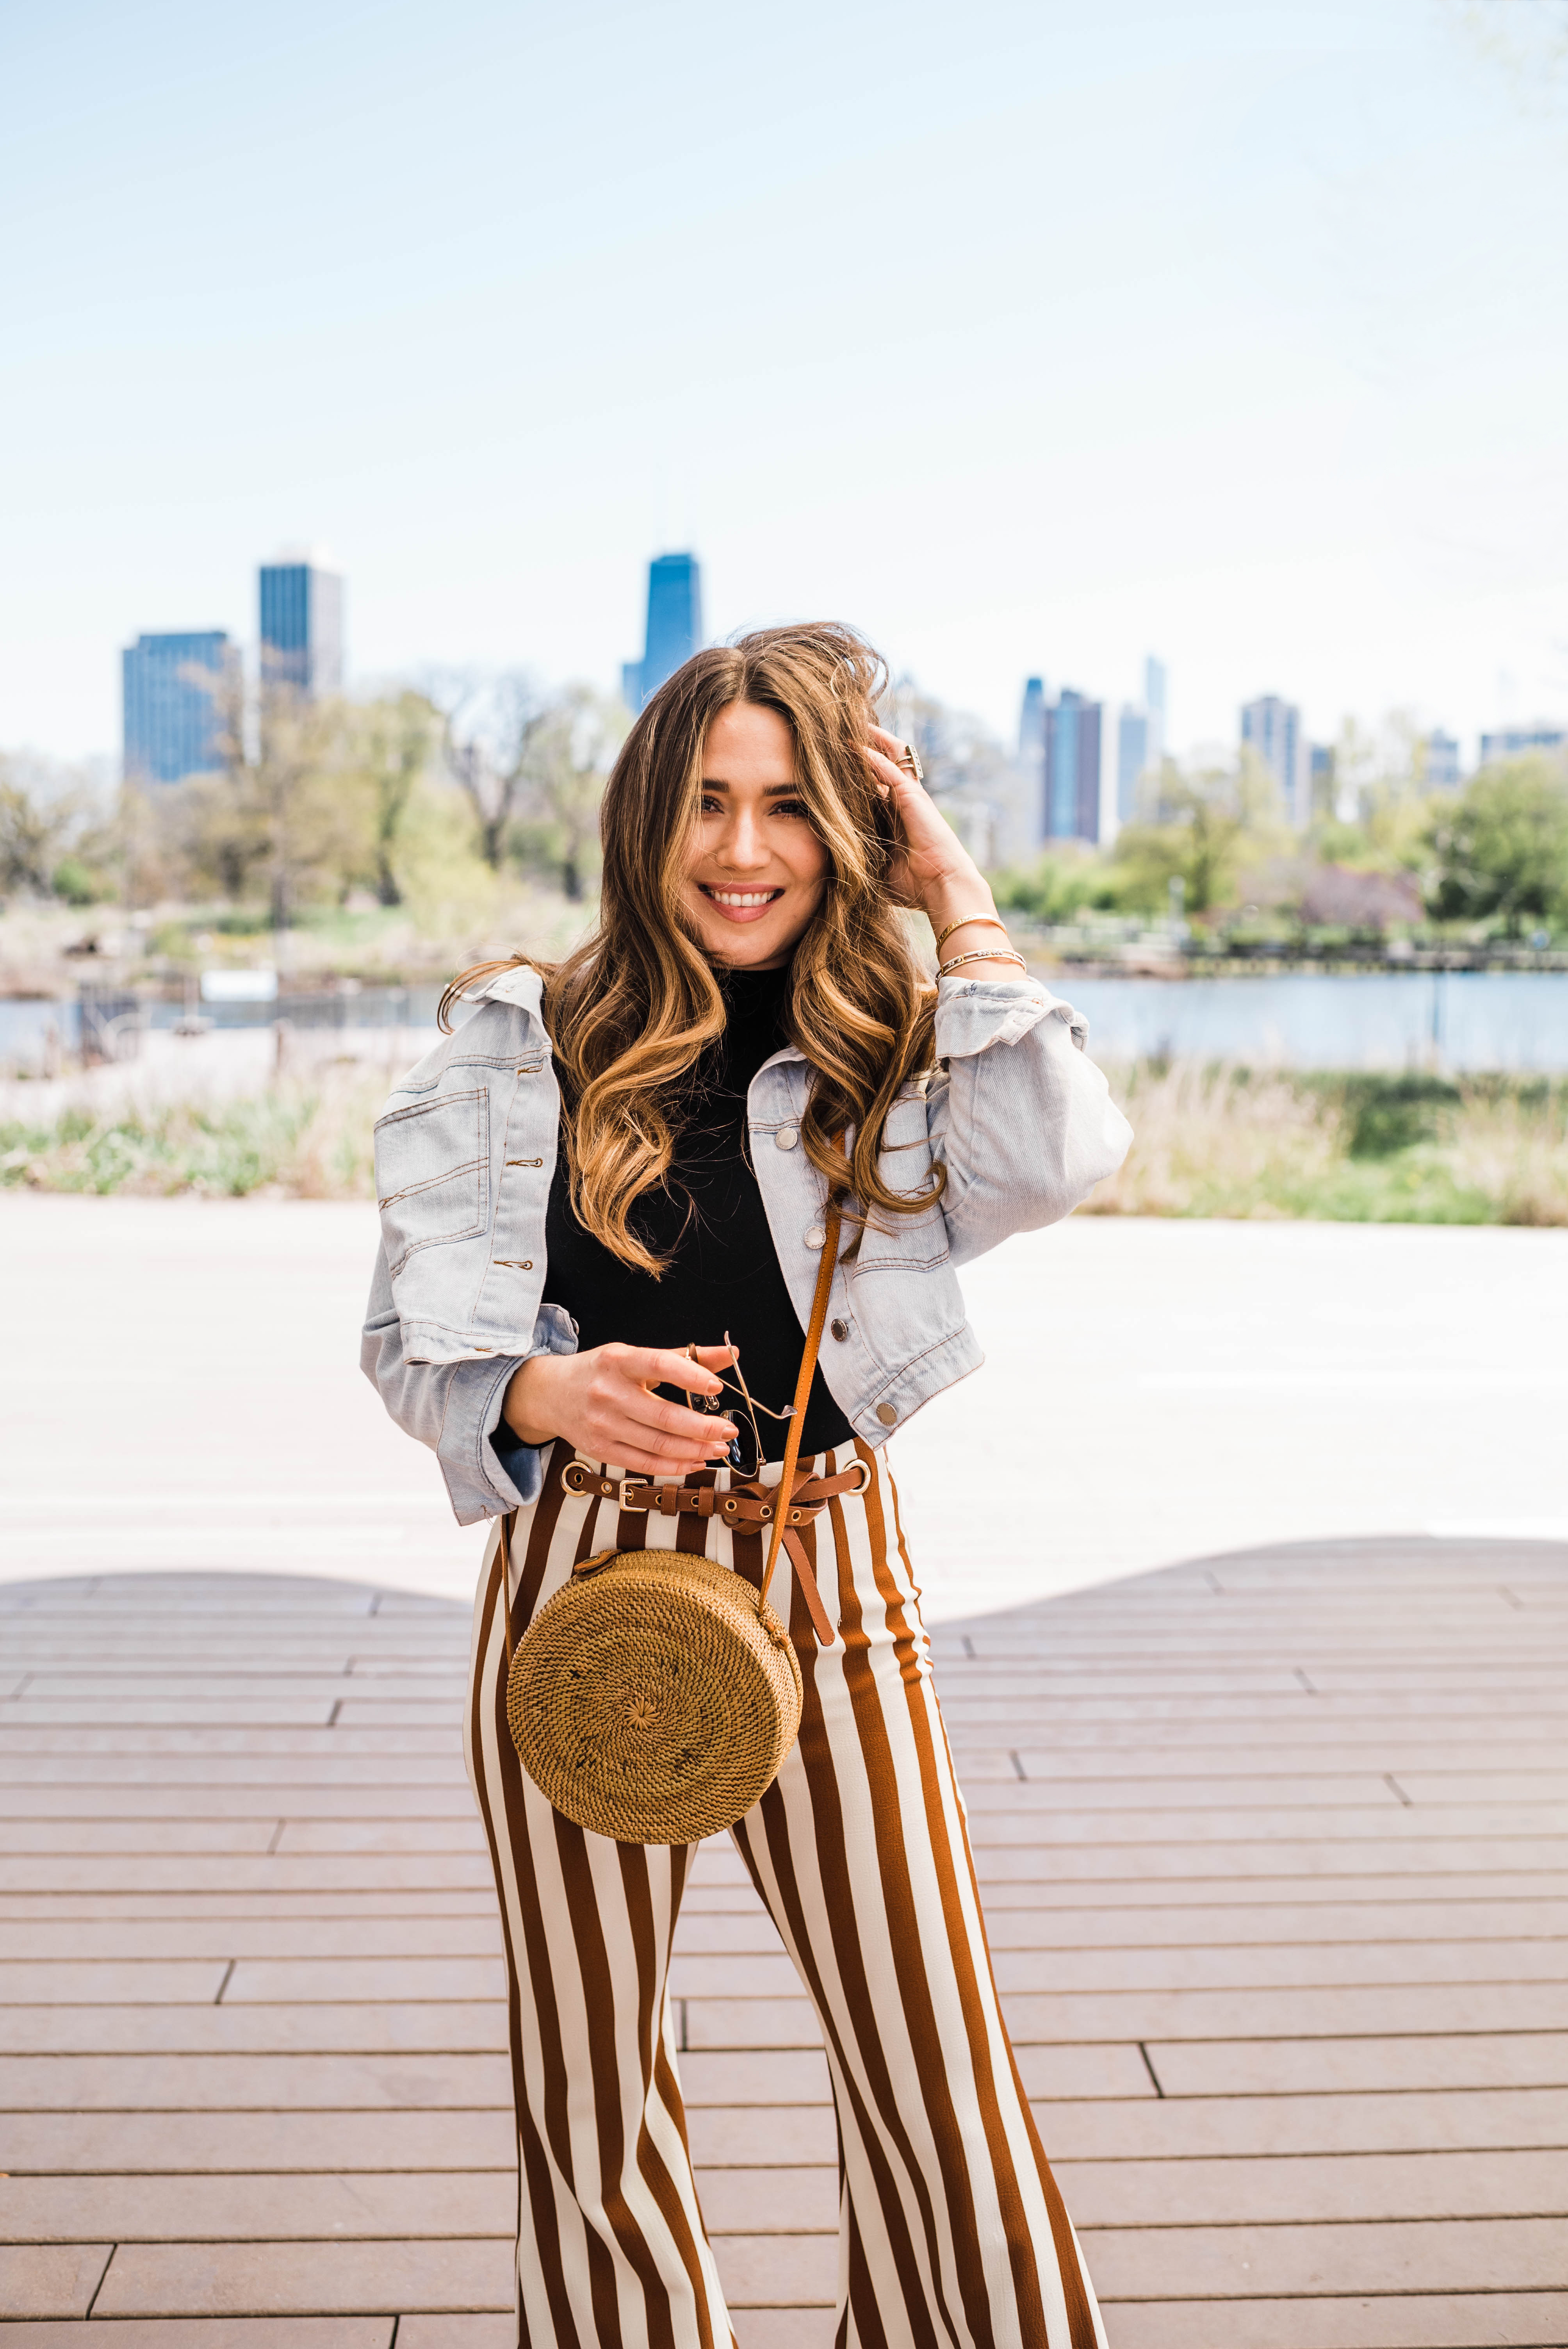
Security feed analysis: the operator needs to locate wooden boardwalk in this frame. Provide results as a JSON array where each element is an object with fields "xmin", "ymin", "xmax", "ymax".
[{"xmin": 2, "ymin": 1535, "xmax": 1565, "ymax": 2347}]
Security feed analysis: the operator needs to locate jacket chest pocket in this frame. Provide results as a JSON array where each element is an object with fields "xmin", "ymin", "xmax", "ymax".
[
  {"xmin": 851, "ymin": 1093, "xmax": 949, "ymax": 1272},
  {"xmin": 375, "ymin": 1087, "xmax": 490, "ymax": 1278}
]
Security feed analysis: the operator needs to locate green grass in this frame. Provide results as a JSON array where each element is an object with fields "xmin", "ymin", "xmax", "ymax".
[
  {"xmin": 0, "ymin": 1072, "xmax": 382, "ymax": 1199},
  {"xmin": 5, "ymin": 1062, "xmax": 1566, "ymax": 1222},
  {"xmin": 1081, "ymin": 1064, "xmax": 1568, "ymax": 1225}
]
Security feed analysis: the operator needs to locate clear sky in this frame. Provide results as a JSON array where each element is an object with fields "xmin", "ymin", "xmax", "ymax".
[{"xmin": 3, "ymin": 0, "xmax": 1566, "ymax": 766}]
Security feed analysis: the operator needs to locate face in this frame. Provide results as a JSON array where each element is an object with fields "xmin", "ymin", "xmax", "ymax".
[{"xmin": 682, "ymin": 700, "xmax": 830, "ymax": 969}]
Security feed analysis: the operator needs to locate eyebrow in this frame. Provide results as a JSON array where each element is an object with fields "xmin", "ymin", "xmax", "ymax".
[{"xmin": 698, "ymin": 778, "xmax": 800, "ymax": 793}]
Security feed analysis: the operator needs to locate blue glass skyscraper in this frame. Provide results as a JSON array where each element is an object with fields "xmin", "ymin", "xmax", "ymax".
[
  {"xmin": 623, "ymin": 553, "xmax": 704, "ymax": 709},
  {"xmin": 259, "ymin": 558, "xmax": 344, "ymax": 696},
  {"xmin": 1044, "ymin": 689, "xmax": 1103, "ymax": 842},
  {"xmin": 121, "ymin": 632, "xmax": 231, "ymax": 784}
]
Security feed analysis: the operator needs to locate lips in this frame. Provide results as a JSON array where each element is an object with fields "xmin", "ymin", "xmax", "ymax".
[{"xmin": 698, "ymin": 885, "xmax": 784, "ymax": 924}]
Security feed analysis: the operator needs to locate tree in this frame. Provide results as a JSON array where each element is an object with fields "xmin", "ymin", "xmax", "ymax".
[
  {"xmin": 430, "ymin": 670, "xmax": 549, "ymax": 870},
  {"xmin": 1426, "ymin": 757, "xmax": 1568, "ymax": 936},
  {"xmin": 0, "ymin": 768, "xmax": 73, "ymax": 895},
  {"xmin": 518, "ymin": 686, "xmax": 626, "ymax": 900},
  {"xmin": 1111, "ymin": 752, "xmax": 1281, "ymax": 917},
  {"xmin": 353, "ymin": 692, "xmax": 439, "ymax": 906},
  {"xmin": 200, "ymin": 667, "xmax": 369, "ymax": 925}
]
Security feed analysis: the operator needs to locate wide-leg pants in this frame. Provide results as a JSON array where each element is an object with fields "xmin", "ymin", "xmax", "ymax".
[{"xmin": 465, "ymin": 1436, "xmax": 1106, "ymax": 2349}]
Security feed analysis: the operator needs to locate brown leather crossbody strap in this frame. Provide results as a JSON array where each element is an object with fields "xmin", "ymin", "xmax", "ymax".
[{"xmin": 758, "ymin": 1195, "xmax": 843, "ymax": 1628}]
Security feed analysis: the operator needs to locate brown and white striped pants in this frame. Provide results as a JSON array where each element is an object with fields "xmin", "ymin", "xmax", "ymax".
[{"xmin": 465, "ymin": 1436, "xmax": 1105, "ymax": 2349}]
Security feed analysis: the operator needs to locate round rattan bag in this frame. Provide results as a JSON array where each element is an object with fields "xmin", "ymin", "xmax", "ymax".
[{"xmin": 506, "ymin": 1546, "xmax": 804, "ymax": 1844}]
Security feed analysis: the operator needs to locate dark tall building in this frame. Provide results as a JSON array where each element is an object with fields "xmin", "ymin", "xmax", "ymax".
[
  {"xmin": 623, "ymin": 552, "xmax": 704, "ymax": 709},
  {"xmin": 1044, "ymin": 689, "xmax": 1103, "ymax": 842},
  {"xmin": 259, "ymin": 558, "xmax": 344, "ymax": 696},
  {"xmin": 122, "ymin": 631, "xmax": 231, "ymax": 784}
]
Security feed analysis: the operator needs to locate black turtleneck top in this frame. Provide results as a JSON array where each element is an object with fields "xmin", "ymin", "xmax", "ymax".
[{"xmin": 493, "ymin": 962, "xmax": 853, "ymax": 1483}]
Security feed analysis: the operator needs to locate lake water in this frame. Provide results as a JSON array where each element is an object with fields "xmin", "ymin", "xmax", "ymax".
[{"xmin": 2, "ymin": 972, "xmax": 1566, "ymax": 1073}]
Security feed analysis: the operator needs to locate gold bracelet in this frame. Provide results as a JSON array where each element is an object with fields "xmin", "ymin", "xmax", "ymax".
[
  {"xmin": 937, "ymin": 948, "xmax": 1028, "ymax": 978},
  {"xmin": 933, "ymin": 914, "xmax": 1010, "ymax": 955}
]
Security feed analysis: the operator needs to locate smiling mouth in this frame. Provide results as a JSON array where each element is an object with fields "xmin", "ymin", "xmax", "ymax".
[{"xmin": 698, "ymin": 885, "xmax": 784, "ymax": 922}]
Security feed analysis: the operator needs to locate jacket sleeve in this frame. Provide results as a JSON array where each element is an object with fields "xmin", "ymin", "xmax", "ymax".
[
  {"xmin": 927, "ymin": 975, "xmax": 1131, "ymax": 1267},
  {"xmin": 360, "ymin": 1240, "xmax": 578, "ymax": 1524}
]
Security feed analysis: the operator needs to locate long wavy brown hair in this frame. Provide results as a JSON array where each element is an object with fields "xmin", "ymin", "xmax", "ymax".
[{"xmin": 440, "ymin": 622, "xmax": 939, "ymax": 1274}]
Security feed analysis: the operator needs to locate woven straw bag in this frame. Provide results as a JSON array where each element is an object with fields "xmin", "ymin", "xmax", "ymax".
[{"xmin": 503, "ymin": 1199, "xmax": 842, "ymax": 1845}]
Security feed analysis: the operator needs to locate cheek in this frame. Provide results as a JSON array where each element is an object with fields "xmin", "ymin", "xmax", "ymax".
[
  {"xmin": 785, "ymin": 828, "xmax": 831, "ymax": 888},
  {"xmin": 682, "ymin": 818, "xmax": 719, "ymax": 881}
]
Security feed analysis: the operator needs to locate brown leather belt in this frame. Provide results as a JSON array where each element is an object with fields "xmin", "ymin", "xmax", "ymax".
[{"xmin": 558, "ymin": 1456, "xmax": 873, "ymax": 1646}]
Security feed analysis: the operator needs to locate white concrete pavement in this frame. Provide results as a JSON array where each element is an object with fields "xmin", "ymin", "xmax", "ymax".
[{"xmin": 3, "ymin": 1195, "xmax": 1565, "ymax": 1618}]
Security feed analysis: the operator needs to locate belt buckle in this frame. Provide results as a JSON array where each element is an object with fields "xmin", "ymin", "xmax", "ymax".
[{"xmin": 616, "ymin": 1476, "xmax": 651, "ymax": 1508}]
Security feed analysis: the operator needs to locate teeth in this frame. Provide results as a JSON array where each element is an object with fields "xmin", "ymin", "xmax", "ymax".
[{"xmin": 708, "ymin": 890, "xmax": 777, "ymax": 907}]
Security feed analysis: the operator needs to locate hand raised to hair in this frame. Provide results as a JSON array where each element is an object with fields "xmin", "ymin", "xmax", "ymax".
[{"xmin": 860, "ymin": 724, "xmax": 1018, "ymax": 970}]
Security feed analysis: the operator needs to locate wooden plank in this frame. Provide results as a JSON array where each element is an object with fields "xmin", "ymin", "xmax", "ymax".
[
  {"xmin": 0, "ymin": 1823, "xmax": 282, "ymax": 1854},
  {"xmin": 686, "ymin": 2107, "xmax": 837, "ymax": 2167},
  {"xmin": 1055, "ymin": 2146, "xmax": 1568, "ymax": 2224},
  {"xmin": 2, "ymin": 2001, "xmax": 508, "ymax": 2055},
  {"xmin": 0, "ymin": 2172, "xmax": 515, "ymax": 2242},
  {"xmin": 223, "ymin": 1958, "xmax": 504, "ymax": 2003},
  {"xmin": 1082, "ymin": 2215, "xmax": 1568, "ymax": 2297},
  {"xmin": 1103, "ymin": 2295, "xmax": 1568, "ymax": 2349},
  {"xmin": 979, "ymin": 1900, "xmax": 1568, "ymax": 1948},
  {"xmin": 710, "ymin": 2233, "xmax": 836, "ymax": 2308},
  {"xmin": 0, "ymin": 2244, "xmax": 112, "ymax": 2321},
  {"xmin": 0, "ymin": 1918, "xmax": 503, "ymax": 1959},
  {"xmin": 999, "ymin": 1984, "xmax": 1568, "ymax": 2039},
  {"xmin": 0, "ymin": 1962, "xmax": 229, "ymax": 2005},
  {"xmin": 1028, "ymin": 2086, "xmax": 1568, "ymax": 2160},
  {"xmin": 0, "ymin": 1728, "xmax": 463, "ymax": 1756},
  {"xmin": 0, "ymin": 1857, "xmax": 495, "ymax": 1893},
  {"xmin": 0, "ymin": 1786, "xmax": 478, "ymax": 1816},
  {"xmin": 0, "ymin": 2323, "xmax": 395, "ymax": 2348},
  {"xmin": 92, "ymin": 2239, "xmax": 515, "ymax": 2318},
  {"xmin": 1, "ymin": 2111, "xmax": 518, "ymax": 2173},
  {"xmin": 1145, "ymin": 2032, "xmax": 1568, "ymax": 2097},
  {"xmin": 0, "ymin": 2052, "xmax": 510, "ymax": 2110}
]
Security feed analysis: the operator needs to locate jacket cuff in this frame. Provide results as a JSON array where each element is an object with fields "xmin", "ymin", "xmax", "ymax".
[
  {"xmin": 933, "ymin": 975, "xmax": 1088, "ymax": 1057},
  {"xmin": 438, "ymin": 1305, "xmax": 578, "ymax": 1524}
]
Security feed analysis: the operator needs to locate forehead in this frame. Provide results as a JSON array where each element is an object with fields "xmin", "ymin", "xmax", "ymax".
[{"xmin": 701, "ymin": 700, "xmax": 796, "ymax": 778}]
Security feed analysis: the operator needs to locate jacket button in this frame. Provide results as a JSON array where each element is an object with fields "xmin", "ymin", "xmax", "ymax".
[
  {"xmin": 776, "ymin": 1126, "xmax": 799, "ymax": 1150},
  {"xmin": 830, "ymin": 1318, "xmax": 849, "ymax": 1341},
  {"xmin": 876, "ymin": 1402, "xmax": 898, "ymax": 1426},
  {"xmin": 804, "ymin": 1225, "xmax": 826, "ymax": 1250}
]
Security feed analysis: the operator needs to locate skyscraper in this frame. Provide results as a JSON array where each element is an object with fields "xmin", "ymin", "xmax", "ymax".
[
  {"xmin": 259, "ymin": 557, "xmax": 344, "ymax": 696},
  {"xmin": 1422, "ymin": 730, "xmax": 1463, "ymax": 788},
  {"xmin": 1144, "ymin": 655, "xmax": 1167, "ymax": 765},
  {"xmin": 1241, "ymin": 695, "xmax": 1309, "ymax": 826},
  {"xmin": 1044, "ymin": 690, "xmax": 1103, "ymax": 843},
  {"xmin": 1116, "ymin": 707, "xmax": 1149, "ymax": 825},
  {"xmin": 1478, "ymin": 722, "xmax": 1565, "ymax": 767},
  {"xmin": 623, "ymin": 553, "xmax": 704, "ymax": 709},
  {"xmin": 122, "ymin": 631, "xmax": 231, "ymax": 784},
  {"xmin": 1018, "ymin": 677, "xmax": 1046, "ymax": 766}
]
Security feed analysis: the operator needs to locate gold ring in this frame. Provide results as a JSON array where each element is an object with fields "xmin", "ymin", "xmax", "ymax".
[{"xmin": 898, "ymin": 741, "xmax": 925, "ymax": 784}]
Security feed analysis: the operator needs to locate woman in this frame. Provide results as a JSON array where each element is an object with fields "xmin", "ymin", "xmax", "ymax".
[{"xmin": 363, "ymin": 623, "xmax": 1131, "ymax": 2349}]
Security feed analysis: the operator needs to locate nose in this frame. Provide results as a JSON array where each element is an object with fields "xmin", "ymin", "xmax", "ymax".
[{"xmin": 717, "ymin": 803, "xmax": 772, "ymax": 870}]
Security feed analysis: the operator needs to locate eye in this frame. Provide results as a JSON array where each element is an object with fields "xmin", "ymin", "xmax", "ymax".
[
  {"xmin": 771, "ymin": 797, "xmax": 811, "ymax": 819},
  {"xmin": 698, "ymin": 791, "xmax": 723, "ymax": 814}
]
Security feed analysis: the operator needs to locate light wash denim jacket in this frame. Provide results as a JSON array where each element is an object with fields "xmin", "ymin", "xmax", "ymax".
[{"xmin": 361, "ymin": 962, "xmax": 1132, "ymax": 1524}]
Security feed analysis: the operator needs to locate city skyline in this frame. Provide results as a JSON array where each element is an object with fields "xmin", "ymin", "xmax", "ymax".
[{"xmin": 4, "ymin": 4, "xmax": 1565, "ymax": 775}]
